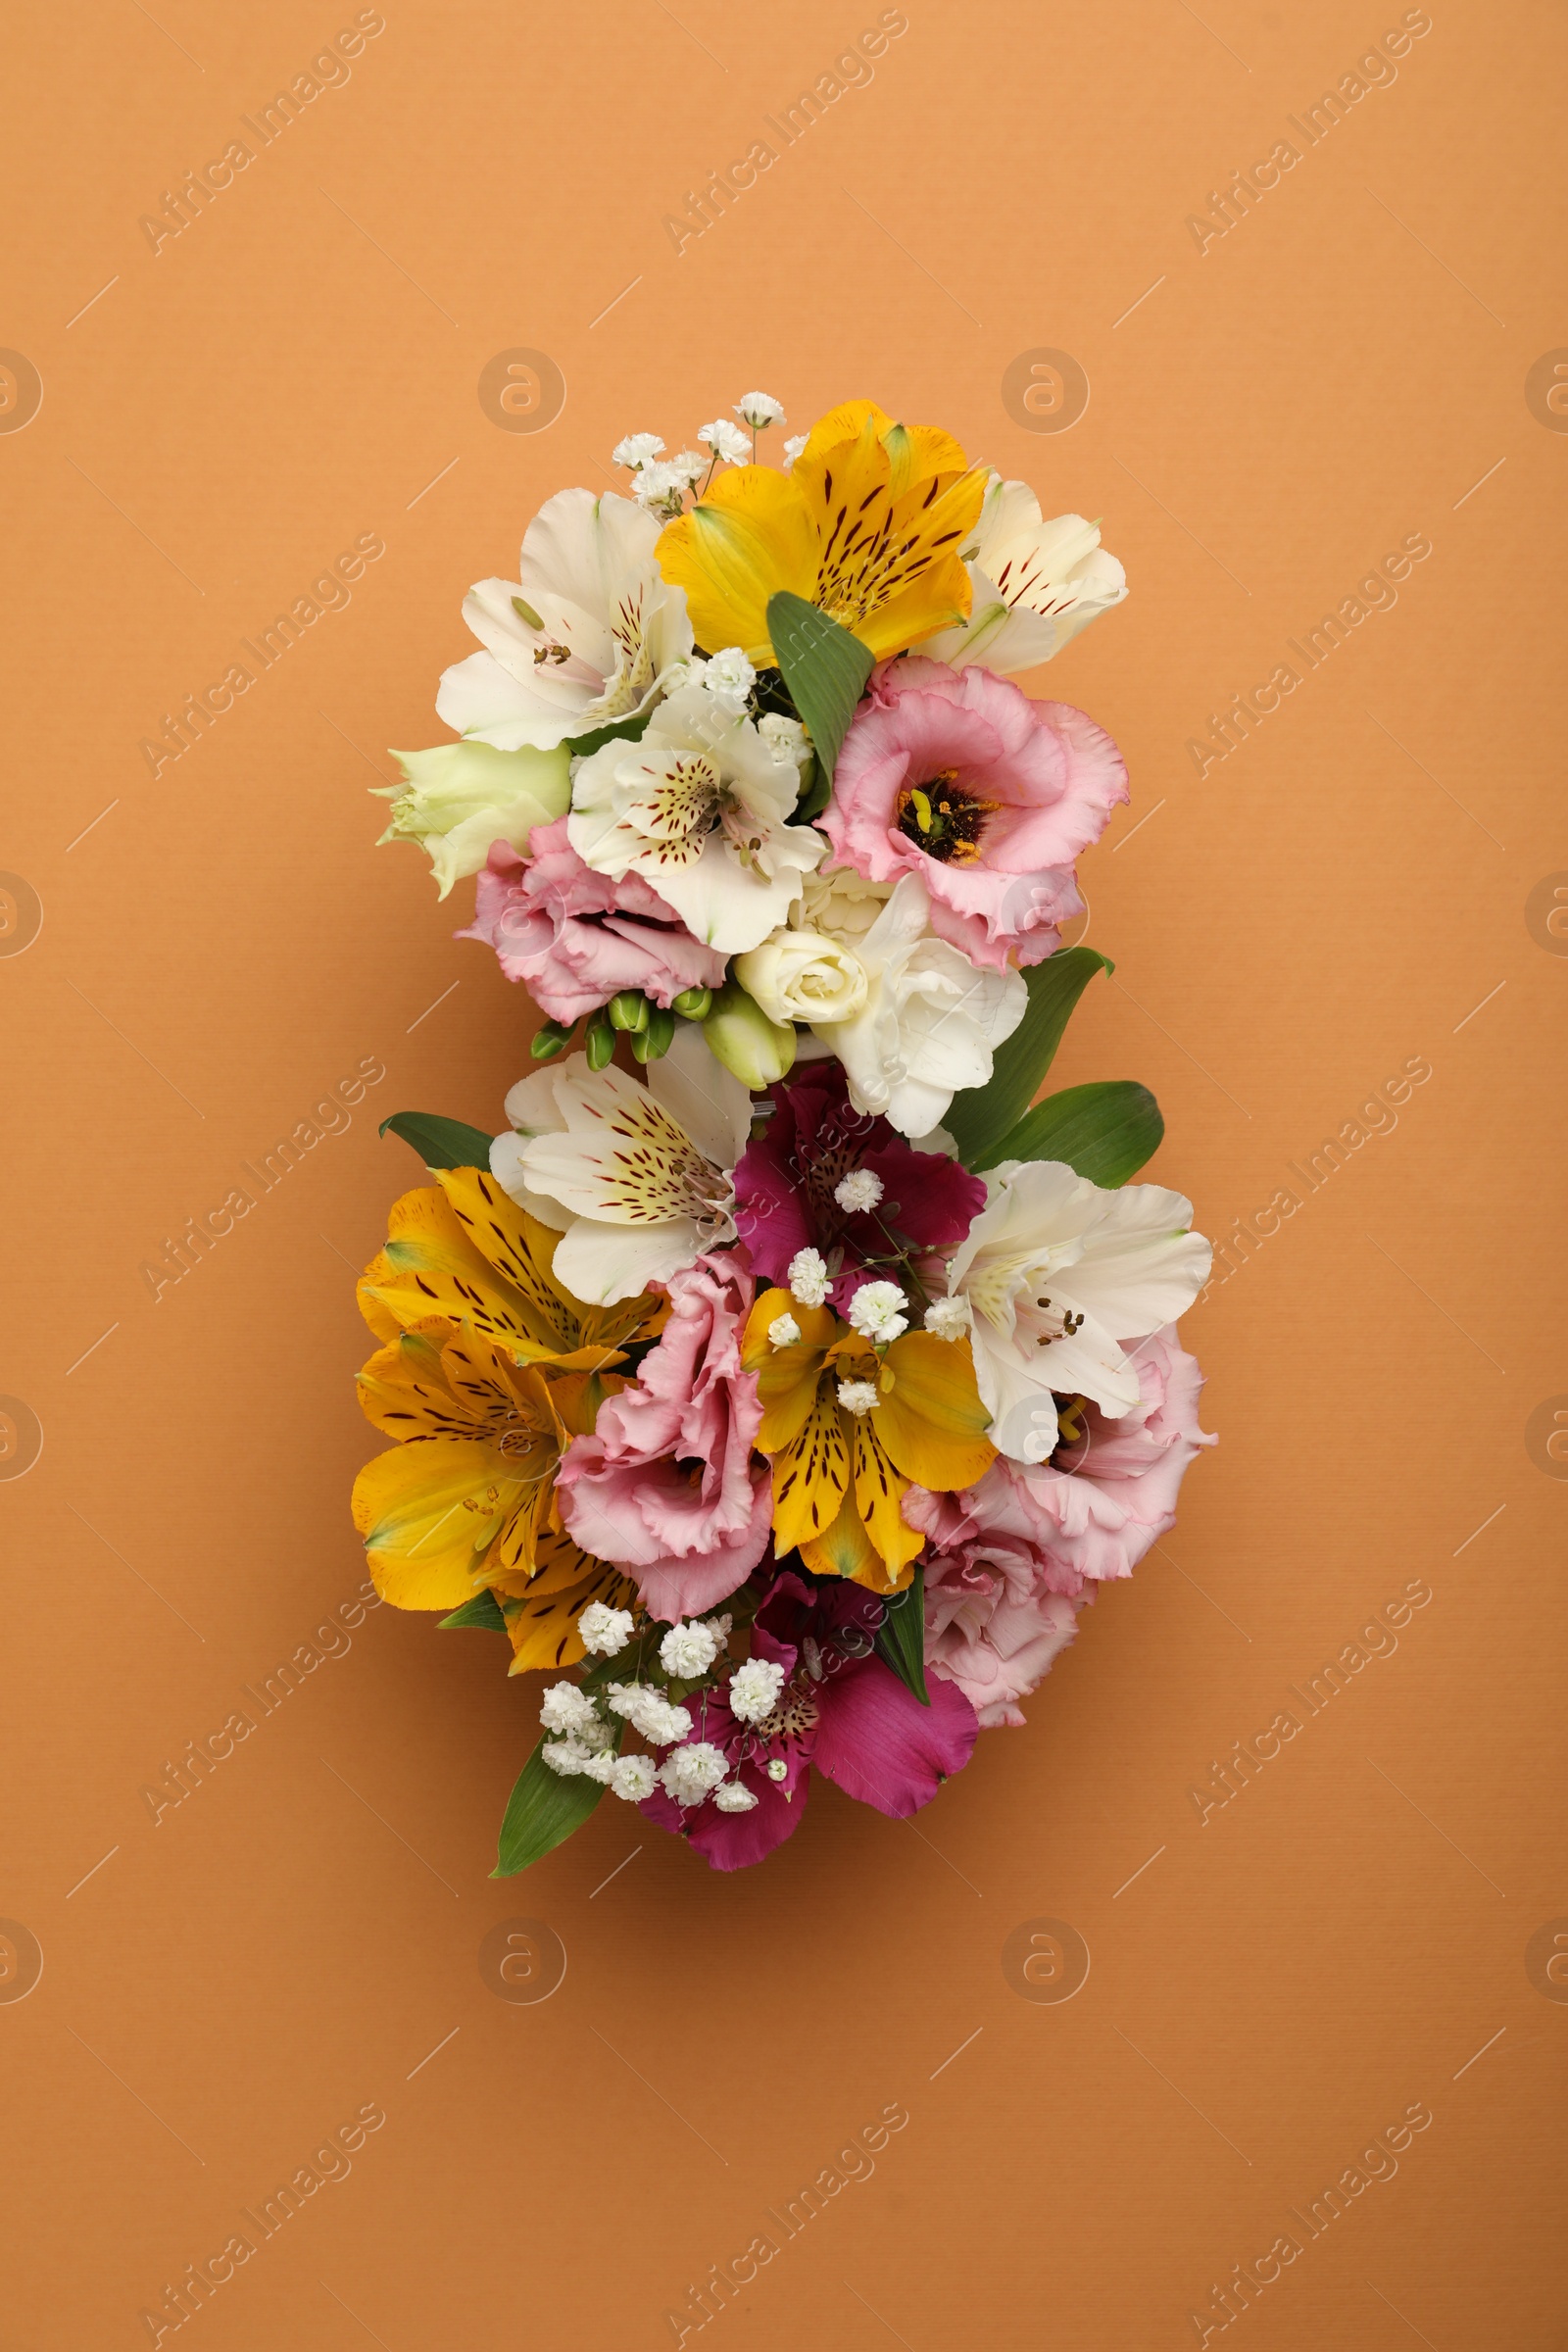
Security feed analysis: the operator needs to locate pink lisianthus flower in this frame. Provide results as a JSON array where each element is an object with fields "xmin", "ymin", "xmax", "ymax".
[
  {"xmin": 458, "ymin": 816, "xmax": 726, "ymax": 1024},
  {"xmin": 921, "ymin": 1541, "xmax": 1088, "ymax": 1729},
  {"xmin": 640, "ymin": 1571, "xmax": 979, "ymax": 1870},
  {"xmin": 555, "ymin": 1253, "xmax": 771, "ymax": 1619},
  {"xmin": 733, "ymin": 1057, "xmax": 986, "ymax": 1316},
  {"xmin": 822, "ymin": 657, "xmax": 1129, "ymax": 971}
]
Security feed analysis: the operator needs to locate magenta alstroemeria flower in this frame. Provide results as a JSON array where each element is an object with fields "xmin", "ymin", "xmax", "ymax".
[
  {"xmin": 733, "ymin": 1059, "xmax": 986, "ymax": 1316},
  {"xmin": 641, "ymin": 1570, "xmax": 979, "ymax": 1870}
]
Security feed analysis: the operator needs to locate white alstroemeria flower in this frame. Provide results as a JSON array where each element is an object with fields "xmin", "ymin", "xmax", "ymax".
[
  {"xmin": 811, "ymin": 875, "xmax": 1025, "ymax": 1137},
  {"xmin": 567, "ymin": 681, "xmax": 825, "ymax": 954},
  {"xmin": 917, "ymin": 474, "xmax": 1127, "ymax": 674},
  {"xmin": 946, "ymin": 1161, "xmax": 1211, "ymax": 1464},
  {"xmin": 435, "ymin": 488, "xmax": 694, "ymax": 753},
  {"xmin": 375, "ymin": 739, "xmax": 571, "ymax": 897},
  {"xmin": 487, "ymin": 1025, "xmax": 753, "ymax": 1303}
]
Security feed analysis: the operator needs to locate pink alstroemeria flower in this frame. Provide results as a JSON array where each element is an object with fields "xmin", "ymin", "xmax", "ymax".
[
  {"xmin": 459, "ymin": 816, "xmax": 726, "ymax": 1024},
  {"xmin": 823, "ymin": 657, "xmax": 1128, "ymax": 971},
  {"xmin": 641, "ymin": 1571, "xmax": 979, "ymax": 1870},
  {"xmin": 733, "ymin": 1058, "xmax": 985, "ymax": 1316}
]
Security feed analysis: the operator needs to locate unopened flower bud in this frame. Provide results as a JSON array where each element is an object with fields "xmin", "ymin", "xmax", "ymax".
[
  {"xmin": 530, "ymin": 1018, "xmax": 575, "ymax": 1061},
  {"xmin": 584, "ymin": 1010, "xmax": 616, "ymax": 1071},
  {"xmin": 671, "ymin": 985, "xmax": 712, "ymax": 1021},
  {"xmin": 701, "ymin": 981, "xmax": 797, "ymax": 1088},
  {"xmin": 631, "ymin": 1005, "xmax": 676, "ymax": 1062},
  {"xmin": 608, "ymin": 990, "xmax": 650, "ymax": 1032}
]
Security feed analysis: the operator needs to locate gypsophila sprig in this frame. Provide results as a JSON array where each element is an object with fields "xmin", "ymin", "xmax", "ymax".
[{"xmin": 351, "ymin": 387, "xmax": 1216, "ymax": 1876}]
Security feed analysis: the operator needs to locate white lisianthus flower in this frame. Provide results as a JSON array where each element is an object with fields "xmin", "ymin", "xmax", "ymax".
[
  {"xmin": 735, "ymin": 392, "xmax": 785, "ymax": 430},
  {"xmin": 612, "ymin": 432, "xmax": 664, "ymax": 470},
  {"xmin": 435, "ymin": 489, "xmax": 694, "ymax": 753},
  {"xmin": 948, "ymin": 1160, "xmax": 1212, "ymax": 1464},
  {"xmin": 567, "ymin": 682, "xmax": 826, "ymax": 954},
  {"xmin": 733, "ymin": 928, "xmax": 868, "ymax": 1027},
  {"xmin": 488, "ymin": 1024, "xmax": 753, "ymax": 1302},
  {"xmin": 917, "ymin": 473, "xmax": 1128, "ymax": 673},
  {"xmin": 798, "ymin": 863, "xmax": 892, "ymax": 944},
  {"xmin": 699, "ymin": 418, "xmax": 752, "ymax": 465},
  {"xmin": 811, "ymin": 874, "xmax": 1025, "ymax": 1137},
  {"xmin": 375, "ymin": 739, "xmax": 571, "ymax": 898}
]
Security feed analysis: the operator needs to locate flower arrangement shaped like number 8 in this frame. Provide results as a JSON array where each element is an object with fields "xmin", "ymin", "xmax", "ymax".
[{"xmin": 355, "ymin": 394, "xmax": 1215, "ymax": 1874}]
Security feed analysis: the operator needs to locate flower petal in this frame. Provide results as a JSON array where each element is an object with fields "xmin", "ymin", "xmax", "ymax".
[{"xmin": 813, "ymin": 1654, "xmax": 978, "ymax": 1816}]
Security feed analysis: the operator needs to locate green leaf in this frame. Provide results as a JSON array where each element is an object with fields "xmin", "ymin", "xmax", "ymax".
[
  {"xmin": 794, "ymin": 752, "xmax": 830, "ymax": 822},
  {"xmin": 874, "ymin": 1568, "xmax": 929, "ymax": 1705},
  {"xmin": 493, "ymin": 1731, "xmax": 618, "ymax": 1878},
  {"xmin": 765, "ymin": 591, "xmax": 874, "ymax": 793},
  {"xmin": 379, "ymin": 1111, "xmax": 494, "ymax": 1170},
  {"xmin": 564, "ymin": 712, "xmax": 651, "ymax": 760},
  {"xmin": 986, "ymin": 1080, "xmax": 1164, "ymax": 1187},
  {"xmin": 438, "ymin": 1590, "xmax": 509, "ymax": 1633},
  {"xmin": 945, "ymin": 948, "xmax": 1112, "ymax": 1170}
]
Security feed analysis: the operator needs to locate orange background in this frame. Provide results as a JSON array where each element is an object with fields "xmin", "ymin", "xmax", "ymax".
[{"xmin": 3, "ymin": 2, "xmax": 1564, "ymax": 2345}]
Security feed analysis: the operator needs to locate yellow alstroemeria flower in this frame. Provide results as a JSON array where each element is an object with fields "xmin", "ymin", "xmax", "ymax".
[
  {"xmin": 656, "ymin": 399, "xmax": 987, "ymax": 667},
  {"xmin": 353, "ymin": 1166, "xmax": 664, "ymax": 1672},
  {"xmin": 361, "ymin": 1165, "xmax": 664, "ymax": 1374},
  {"xmin": 741, "ymin": 1289, "xmax": 997, "ymax": 1592}
]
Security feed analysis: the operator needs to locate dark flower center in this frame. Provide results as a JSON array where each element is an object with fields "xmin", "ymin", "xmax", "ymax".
[{"xmin": 896, "ymin": 769, "xmax": 998, "ymax": 864}]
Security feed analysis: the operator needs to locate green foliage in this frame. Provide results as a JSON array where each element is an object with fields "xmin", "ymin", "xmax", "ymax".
[
  {"xmin": 379, "ymin": 1111, "xmax": 494, "ymax": 1169},
  {"xmin": 765, "ymin": 591, "xmax": 874, "ymax": 798},
  {"xmin": 493, "ymin": 1732, "xmax": 617, "ymax": 1877},
  {"xmin": 438, "ymin": 1591, "xmax": 509, "ymax": 1633},
  {"xmin": 945, "ymin": 949, "xmax": 1111, "ymax": 1169},
  {"xmin": 986, "ymin": 1080, "xmax": 1164, "ymax": 1187},
  {"xmin": 874, "ymin": 1568, "xmax": 929, "ymax": 1705}
]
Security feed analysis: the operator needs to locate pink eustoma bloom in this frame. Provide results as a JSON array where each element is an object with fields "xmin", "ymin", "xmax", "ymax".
[
  {"xmin": 458, "ymin": 816, "xmax": 726, "ymax": 1024},
  {"xmin": 641, "ymin": 1572, "xmax": 979, "ymax": 1869},
  {"xmin": 822, "ymin": 657, "xmax": 1128, "ymax": 970},
  {"xmin": 556, "ymin": 1254, "xmax": 772, "ymax": 1620},
  {"xmin": 733, "ymin": 1058, "xmax": 985, "ymax": 1315}
]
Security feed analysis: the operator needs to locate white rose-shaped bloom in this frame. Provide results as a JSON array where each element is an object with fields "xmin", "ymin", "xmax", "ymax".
[
  {"xmin": 948, "ymin": 1158, "xmax": 1211, "ymax": 1464},
  {"xmin": 917, "ymin": 474, "xmax": 1127, "ymax": 674},
  {"xmin": 567, "ymin": 682, "xmax": 825, "ymax": 954},
  {"xmin": 376, "ymin": 740, "xmax": 571, "ymax": 898},
  {"xmin": 798, "ymin": 862, "xmax": 893, "ymax": 944},
  {"xmin": 811, "ymin": 874, "xmax": 1026, "ymax": 1137},
  {"xmin": 435, "ymin": 487, "xmax": 694, "ymax": 753},
  {"xmin": 733, "ymin": 928, "xmax": 868, "ymax": 1026}
]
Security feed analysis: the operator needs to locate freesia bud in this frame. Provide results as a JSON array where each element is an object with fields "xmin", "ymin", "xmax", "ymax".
[
  {"xmin": 631, "ymin": 1006, "xmax": 676, "ymax": 1062},
  {"xmin": 671, "ymin": 985, "xmax": 712, "ymax": 1020},
  {"xmin": 584, "ymin": 1011, "xmax": 616, "ymax": 1071},
  {"xmin": 530, "ymin": 1018, "xmax": 575, "ymax": 1061},
  {"xmin": 608, "ymin": 991, "xmax": 651, "ymax": 1032},
  {"xmin": 701, "ymin": 981, "xmax": 797, "ymax": 1087}
]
